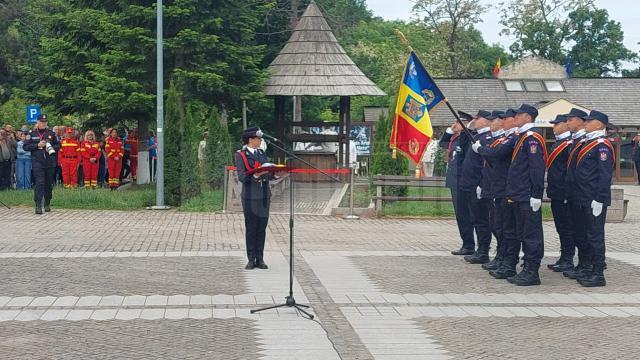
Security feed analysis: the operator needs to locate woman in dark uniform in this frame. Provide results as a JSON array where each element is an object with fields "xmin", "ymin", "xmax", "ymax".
[{"xmin": 235, "ymin": 127, "xmax": 273, "ymax": 270}]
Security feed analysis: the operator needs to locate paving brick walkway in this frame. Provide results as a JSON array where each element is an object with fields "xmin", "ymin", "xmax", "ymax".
[{"xmin": 0, "ymin": 184, "xmax": 639, "ymax": 359}]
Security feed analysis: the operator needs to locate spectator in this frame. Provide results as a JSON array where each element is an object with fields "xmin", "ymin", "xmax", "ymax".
[
  {"xmin": 633, "ymin": 134, "xmax": 640, "ymax": 185},
  {"xmin": 0, "ymin": 129, "xmax": 14, "ymax": 190},
  {"xmin": 124, "ymin": 128, "xmax": 138, "ymax": 182},
  {"xmin": 105, "ymin": 128, "xmax": 124, "ymax": 190},
  {"xmin": 148, "ymin": 130, "xmax": 157, "ymax": 182},
  {"xmin": 80, "ymin": 130, "xmax": 101, "ymax": 189},
  {"xmin": 97, "ymin": 135, "xmax": 107, "ymax": 187},
  {"xmin": 198, "ymin": 131, "xmax": 208, "ymax": 177},
  {"xmin": 120, "ymin": 128, "xmax": 131, "ymax": 184},
  {"xmin": 16, "ymin": 131, "xmax": 32, "ymax": 189}
]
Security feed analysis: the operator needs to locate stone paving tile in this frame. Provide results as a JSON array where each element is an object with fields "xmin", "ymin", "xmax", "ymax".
[
  {"xmin": 415, "ymin": 317, "xmax": 640, "ymax": 359},
  {"xmin": 353, "ymin": 256, "xmax": 640, "ymax": 295},
  {"xmin": 0, "ymin": 319, "xmax": 261, "ymax": 359},
  {"xmin": 0, "ymin": 257, "xmax": 247, "ymax": 297}
]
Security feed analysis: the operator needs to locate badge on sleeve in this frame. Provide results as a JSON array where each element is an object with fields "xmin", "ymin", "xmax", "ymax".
[
  {"xmin": 529, "ymin": 143, "xmax": 537, "ymax": 154},
  {"xmin": 599, "ymin": 149, "xmax": 609, "ymax": 161}
]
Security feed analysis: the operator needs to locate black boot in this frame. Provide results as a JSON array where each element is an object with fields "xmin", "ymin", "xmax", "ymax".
[
  {"xmin": 464, "ymin": 251, "xmax": 490, "ymax": 264},
  {"xmin": 548, "ymin": 256, "xmax": 574, "ymax": 272},
  {"xmin": 44, "ymin": 199, "xmax": 51, "ymax": 212},
  {"xmin": 507, "ymin": 262, "xmax": 541, "ymax": 286},
  {"xmin": 578, "ymin": 263, "xmax": 606, "ymax": 287},
  {"xmin": 245, "ymin": 261, "xmax": 255, "ymax": 270},
  {"xmin": 482, "ymin": 256, "xmax": 502, "ymax": 271},
  {"xmin": 451, "ymin": 247, "xmax": 474, "ymax": 256},
  {"xmin": 563, "ymin": 263, "xmax": 592, "ymax": 280},
  {"xmin": 490, "ymin": 260, "xmax": 517, "ymax": 279},
  {"xmin": 35, "ymin": 201, "xmax": 43, "ymax": 215}
]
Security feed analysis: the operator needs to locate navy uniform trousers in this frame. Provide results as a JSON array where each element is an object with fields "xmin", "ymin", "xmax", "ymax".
[
  {"xmin": 242, "ymin": 197, "xmax": 270, "ymax": 264},
  {"xmin": 503, "ymin": 199, "xmax": 544, "ymax": 266}
]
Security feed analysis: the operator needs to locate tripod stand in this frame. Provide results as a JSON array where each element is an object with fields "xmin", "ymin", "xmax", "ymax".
[{"xmin": 250, "ymin": 139, "xmax": 341, "ymax": 320}]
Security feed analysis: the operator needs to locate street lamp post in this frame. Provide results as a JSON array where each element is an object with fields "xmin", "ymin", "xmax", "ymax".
[{"xmin": 152, "ymin": 0, "xmax": 169, "ymax": 210}]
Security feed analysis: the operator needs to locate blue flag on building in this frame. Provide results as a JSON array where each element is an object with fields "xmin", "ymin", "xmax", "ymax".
[{"xmin": 565, "ymin": 59, "xmax": 573, "ymax": 78}]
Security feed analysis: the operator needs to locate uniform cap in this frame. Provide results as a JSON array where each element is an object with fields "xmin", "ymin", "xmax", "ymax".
[
  {"xmin": 549, "ymin": 114, "xmax": 568, "ymax": 124},
  {"xmin": 241, "ymin": 126, "xmax": 262, "ymax": 141},
  {"xmin": 565, "ymin": 108, "xmax": 588, "ymax": 120},
  {"xmin": 475, "ymin": 110, "xmax": 492, "ymax": 119},
  {"xmin": 457, "ymin": 111, "xmax": 473, "ymax": 121},
  {"xmin": 503, "ymin": 108, "xmax": 517, "ymax": 118},
  {"xmin": 583, "ymin": 110, "xmax": 609, "ymax": 124},
  {"xmin": 37, "ymin": 114, "xmax": 48, "ymax": 122},
  {"xmin": 487, "ymin": 110, "xmax": 505, "ymax": 120},
  {"xmin": 514, "ymin": 104, "xmax": 539, "ymax": 119}
]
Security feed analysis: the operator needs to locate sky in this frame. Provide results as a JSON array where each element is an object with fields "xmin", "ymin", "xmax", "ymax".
[{"xmin": 366, "ymin": 0, "xmax": 640, "ymax": 68}]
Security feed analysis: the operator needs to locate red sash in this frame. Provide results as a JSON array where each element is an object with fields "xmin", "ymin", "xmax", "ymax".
[
  {"xmin": 512, "ymin": 132, "xmax": 547, "ymax": 162},
  {"xmin": 446, "ymin": 134, "xmax": 459, "ymax": 161},
  {"xmin": 546, "ymin": 140, "xmax": 572, "ymax": 170},
  {"xmin": 577, "ymin": 138, "xmax": 615, "ymax": 165},
  {"xmin": 237, "ymin": 150, "xmax": 261, "ymax": 172}
]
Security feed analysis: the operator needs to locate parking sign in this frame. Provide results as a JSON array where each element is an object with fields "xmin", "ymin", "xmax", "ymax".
[{"xmin": 26, "ymin": 105, "xmax": 41, "ymax": 124}]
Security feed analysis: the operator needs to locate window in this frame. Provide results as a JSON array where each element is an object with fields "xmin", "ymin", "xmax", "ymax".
[
  {"xmin": 523, "ymin": 80, "xmax": 544, "ymax": 92},
  {"xmin": 504, "ymin": 80, "xmax": 524, "ymax": 91},
  {"xmin": 544, "ymin": 80, "xmax": 565, "ymax": 92}
]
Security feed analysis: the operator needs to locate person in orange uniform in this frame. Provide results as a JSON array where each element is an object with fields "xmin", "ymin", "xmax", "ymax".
[
  {"xmin": 105, "ymin": 128, "xmax": 124, "ymax": 190},
  {"xmin": 80, "ymin": 130, "xmax": 101, "ymax": 189},
  {"xmin": 59, "ymin": 127, "xmax": 81, "ymax": 189},
  {"xmin": 125, "ymin": 128, "xmax": 138, "ymax": 181}
]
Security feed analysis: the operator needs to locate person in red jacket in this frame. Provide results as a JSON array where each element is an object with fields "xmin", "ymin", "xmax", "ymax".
[
  {"xmin": 105, "ymin": 128, "xmax": 124, "ymax": 190},
  {"xmin": 80, "ymin": 130, "xmax": 101, "ymax": 189},
  {"xmin": 59, "ymin": 127, "xmax": 81, "ymax": 189},
  {"xmin": 125, "ymin": 128, "xmax": 138, "ymax": 182}
]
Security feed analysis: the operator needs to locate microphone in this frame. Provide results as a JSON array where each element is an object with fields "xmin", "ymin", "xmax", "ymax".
[{"xmin": 256, "ymin": 130, "xmax": 281, "ymax": 143}]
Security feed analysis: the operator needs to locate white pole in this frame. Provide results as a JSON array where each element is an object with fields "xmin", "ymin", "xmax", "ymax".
[{"xmin": 152, "ymin": 0, "xmax": 169, "ymax": 209}]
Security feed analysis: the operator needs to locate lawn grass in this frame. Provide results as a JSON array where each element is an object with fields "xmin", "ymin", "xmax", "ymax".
[
  {"xmin": 0, "ymin": 185, "xmax": 155, "ymax": 210},
  {"xmin": 179, "ymin": 189, "xmax": 224, "ymax": 212}
]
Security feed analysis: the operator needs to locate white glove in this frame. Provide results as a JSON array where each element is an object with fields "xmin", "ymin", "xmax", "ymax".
[
  {"xmin": 530, "ymin": 198, "xmax": 542, "ymax": 212},
  {"xmin": 591, "ymin": 200, "xmax": 603, "ymax": 217},
  {"xmin": 445, "ymin": 127, "xmax": 454, "ymax": 135},
  {"xmin": 476, "ymin": 186, "xmax": 482, "ymax": 199},
  {"xmin": 471, "ymin": 141, "xmax": 481, "ymax": 153}
]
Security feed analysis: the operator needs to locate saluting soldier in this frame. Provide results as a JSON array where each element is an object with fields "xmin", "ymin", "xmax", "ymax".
[
  {"xmin": 572, "ymin": 110, "xmax": 614, "ymax": 287},
  {"xmin": 460, "ymin": 110, "xmax": 494, "ymax": 264},
  {"xmin": 562, "ymin": 108, "xmax": 591, "ymax": 280},
  {"xmin": 235, "ymin": 127, "xmax": 275, "ymax": 270},
  {"xmin": 492, "ymin": 104, "xmax": 547, "ymax": 285},
  {"xmin": 441, "ymin": 111, "xmax": 473, "ymax": 256},
  {"xmin": 545, "ymin": 114, "xmax": 576, "ymax": 273}
]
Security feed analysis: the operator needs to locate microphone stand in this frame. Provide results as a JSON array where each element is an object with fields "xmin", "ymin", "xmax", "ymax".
[{"xmin": 250, "ymin": 139, "xmax": 340, "ymax": 320}]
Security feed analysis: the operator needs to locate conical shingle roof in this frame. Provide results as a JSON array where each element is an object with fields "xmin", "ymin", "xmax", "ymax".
[{"xmin": 263, "ymin": 1, "xmax": 386, "ymax": 97}]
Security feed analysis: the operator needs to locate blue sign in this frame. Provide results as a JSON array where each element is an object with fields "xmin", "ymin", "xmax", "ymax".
[{"xmin": 26, "ymin": 105, "xmax": 41, "ymax": 124}]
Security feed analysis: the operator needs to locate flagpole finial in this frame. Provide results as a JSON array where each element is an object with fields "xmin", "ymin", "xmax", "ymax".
[
  {"xmin": 394, "ymin": 29, "xmax": 413, "ymax": 52},
  {"xmin": 392, "ymin": 148, "xmax": 397, "ymax": 159},
  {"xmin": 415, "ymin": 165, "xmax": 421, "ymax": 179}
]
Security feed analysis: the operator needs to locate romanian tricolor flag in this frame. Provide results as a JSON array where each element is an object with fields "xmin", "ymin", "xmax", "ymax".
[
  {"xmin": 493, "ymin": 58, "xmax": 501, "ymax": 78},
  {"xmin": 390, "ymin": 52, "xmax": 444, "ymax": 166}
]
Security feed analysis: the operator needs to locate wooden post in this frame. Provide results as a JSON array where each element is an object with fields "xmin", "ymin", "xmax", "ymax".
[{"xmin": 274, "ymin": 96, "xmax": 286, "ymax": 163}]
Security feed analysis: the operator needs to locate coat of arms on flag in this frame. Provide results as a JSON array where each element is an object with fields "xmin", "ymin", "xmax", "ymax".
[{"xmin": 390, "ymin": 51, "xmax": 444, "ymax": 166}]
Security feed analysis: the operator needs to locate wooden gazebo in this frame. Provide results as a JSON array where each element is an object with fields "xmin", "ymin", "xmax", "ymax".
[{"xmin": 263, "ymin": 0, "xmax": 385, "ymax": 170}]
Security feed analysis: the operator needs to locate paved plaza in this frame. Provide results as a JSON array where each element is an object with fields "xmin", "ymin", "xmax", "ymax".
[{"xmin": 1, "ymin": 185, "xmax": 639, "ymax": 359}]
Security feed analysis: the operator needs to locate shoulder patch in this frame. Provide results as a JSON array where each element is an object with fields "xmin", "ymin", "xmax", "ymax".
[
  {"xmin": 599, "ymin": 149, "xmax": 609, "ymax": 161},
  {"xmin": 529, "ymin": 143, "xmax": 537, "ymax": 154}
]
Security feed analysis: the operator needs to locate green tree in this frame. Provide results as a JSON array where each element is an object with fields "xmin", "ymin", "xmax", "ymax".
[
  {"xmin": 164, "ymin": 82, "xmax": 183, "ymax": 206},
  {"xmin": 412, "ymin": 0, "xmax": 489, "ymax": 77},
  {"xmin": 499, "ymin": 0, "xmax": 593, "ymax": 62},
  {"xmin": 566, "ymin": 7, "xmax": 637, "ymax": 77},
  {"xmin": 370, "ymin": 107, "xmax": 407, "ymax": 197},
  {"xmin": 180, "ymin": 103, "xmax": 201, "ymax": 200},
  {"xmin": 204, "ymin": 107, "xmax": 233, "ymax": 189}
]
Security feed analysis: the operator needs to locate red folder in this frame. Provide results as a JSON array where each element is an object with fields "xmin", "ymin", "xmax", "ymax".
[{"xmin": 245, "ymin": 165, "xmax": 289, "ymax": 176}]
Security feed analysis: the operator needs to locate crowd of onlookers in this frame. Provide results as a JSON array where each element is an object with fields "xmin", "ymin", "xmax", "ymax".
[{"xmin": 0, "ymin": 123, "xmax": 159, "ymax": 191}]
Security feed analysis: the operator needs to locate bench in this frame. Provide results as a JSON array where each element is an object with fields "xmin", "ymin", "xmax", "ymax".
[{"xmin": 372, "ymin": 174, "xmax": 628, "ymax": 222}]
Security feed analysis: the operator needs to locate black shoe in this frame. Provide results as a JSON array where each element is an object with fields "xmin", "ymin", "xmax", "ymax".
[
  {"xmin": 490, "ymin": 265, "xmax": 517, "ymax": 279},
  {"xmin": 451, "ymin": 248, "xmax": 475, "ymax": 256},
  {"xmin": 44, "ymin": 200, "xmax": 51, "ymax": 212},
  {"xmin": 578, "ymin": 264, "xmax": 606, "ymax": 287},
  {"xmin": 35, "ymin": 206, "xmax": 43, "ymax": 215},
  {"xmin": 482, "ymin": 257, "xmax": 501, "ymax": 271},
  {"xmin": 563, "ymin": 263, "xmax": 592, "ymax": 280},
  {"xmin": 549, "ymin": 257, "xmax": 574, "ymax": 272},
  {"xmin": 464, "ymin": 252, "xmax": 490, "ymax": 264},
  {"xmin": 245, "ymin": 261, "xmax": 255, "ymax": 270},
  {"xmin": 256, "ymin": 261, "xmax": 269, "ymax": 270},
  {"xmin": 507, "ymin": 262, "xmax": 541, "ymax": 286}
]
